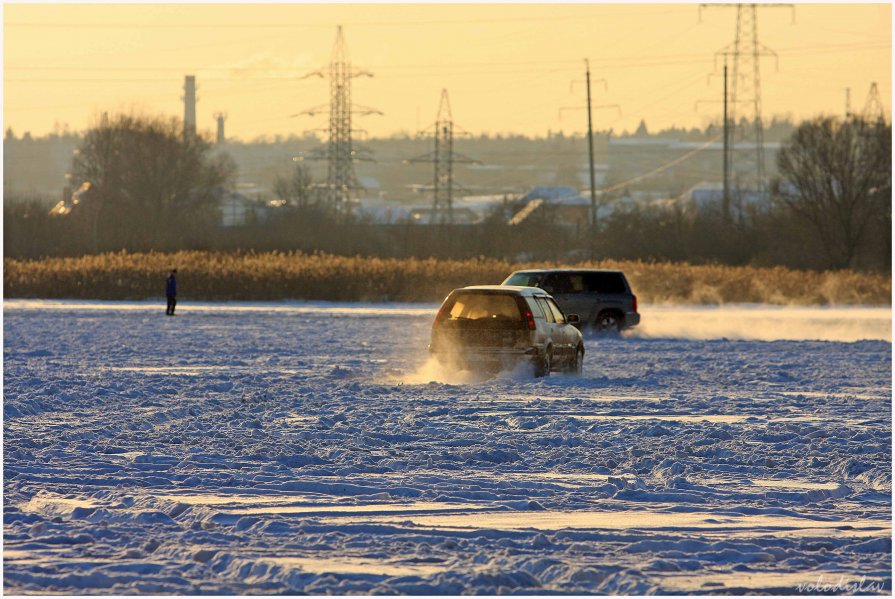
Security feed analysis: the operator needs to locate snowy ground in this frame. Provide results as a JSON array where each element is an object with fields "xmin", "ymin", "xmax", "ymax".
[{"xmin": 4, "ymin": 300, "xmax": 892, "ymax": 594}]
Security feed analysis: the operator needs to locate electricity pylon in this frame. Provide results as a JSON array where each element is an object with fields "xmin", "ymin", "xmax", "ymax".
[
  {"xmin": 407, "ymin": 90, "xmax": 477, "ymax": 224},
  {"xmin": 862, "ymin": 82, "xmax": 886, "ymax": 123},
  {"xmin": 705, "ymin": 3, "xmax": 791, "ymax": 203},
  {"xmin": 299, "ymin": 26, "xmax": 382, "ymax": 216}
]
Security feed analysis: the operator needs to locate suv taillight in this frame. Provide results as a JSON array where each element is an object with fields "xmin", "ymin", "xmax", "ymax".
[
  {"xmin": 433, "ymin": 304, "xmax": 450, "ymax": 327},
  {"xmin": 633, "ymin": 294, "xmax": 638, "ymax": 313},
  {"xmin": 522, "ymin": 308, "xmax": 536, "ymax": 330}
]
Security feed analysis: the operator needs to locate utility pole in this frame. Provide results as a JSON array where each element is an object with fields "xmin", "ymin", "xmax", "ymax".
[
  {"xmin": 561, "ymin": 63, "xmax": 618, "ymax": 257},
  {"xmin": 407, "ymin": 89, "xmax": 477, "ymax": 225},
  {"xmin": 695, "ymin": 54, "xmax": 733, "ymax": 220},
  {"xmin": 299, "ymin": 26, "xmax": 382, "ymax": 217},
  {"xmin": 845, "ymin": 87, "xmax": 852, "ymax": 119},
  {"xmin": 584, "ymin": 60, "xmax": 598, "ymax": 230},
  {"xmin": 585, "ymin": 59, "xmax": 598, "ymax": 230},
  {"xmin": 722, "ymin": 61, "xmax": 730, "ymax": 221}
]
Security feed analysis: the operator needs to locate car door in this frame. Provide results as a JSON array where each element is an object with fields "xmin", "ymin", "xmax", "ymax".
[
  {"xmin": 584, "ymin": 272, "xmax": 627, "ymax": 320},
  {"xmin": 559, "ymin": 273, "xmax": 592, "ymax": 321},
  {"xmin": 543, "ymin": 297, "xmax": 574, "ymax": 359},
  {"xmin": 541, "ymin": 273, "xmax": 579, "ymax": 322},
  {"xmin": 534, "ymin": 296, "xmax": 563, "ymax": 358}
]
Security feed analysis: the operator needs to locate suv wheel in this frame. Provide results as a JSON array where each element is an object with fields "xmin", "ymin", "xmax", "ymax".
[
  {"xmin": 595, "ymin": 311, "xmax": 622, "ymax": 334},
  {"xmin": 535, "ymin": 347, "xmax": 552, "ymax": 378}
]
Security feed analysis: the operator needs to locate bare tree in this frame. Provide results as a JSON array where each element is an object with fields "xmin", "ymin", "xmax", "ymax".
[
  {"xmin": 72, "ymin": 113, "xmax": 235, "ymax": 251},
  {"xmin": 773, "ymin": 117, "xmax": 891, "ymax": 269},
  {"xmin": 273, "ymin": 163, "xmax": 316, "ymax": 210}
]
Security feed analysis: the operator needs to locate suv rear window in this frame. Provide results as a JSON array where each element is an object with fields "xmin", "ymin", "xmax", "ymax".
[
  {"xmin": 584, "ymin": 272, "xmax": 627, "ymax": 294},
  {"xmin": 504, "ymin": 272, "xmax": 543, "ymax": 287},
  {"xmin": 446, "ymin": 293, "xmax": 523, "ymax": 321},
  {"xmin": 543, "ymin": 272, "xmax": 627, "ymax": 294}
]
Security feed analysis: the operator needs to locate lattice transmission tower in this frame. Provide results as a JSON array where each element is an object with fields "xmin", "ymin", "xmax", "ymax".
[
  {"xmin": 407, "ymin": 90, "xmax": 477, "ymax": 224},
  {"xmin": 706, "ymin": 4, "xmax": 790, "ymax": 201},
  {"xmin": 862, "ymin": 82, "xmax": 887, "ymax": 123},
  {"xmin": 300, "ymin": 26, "xmax": 381, "ymax": 215}
]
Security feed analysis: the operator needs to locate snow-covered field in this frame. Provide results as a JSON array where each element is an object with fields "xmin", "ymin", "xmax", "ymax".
[{"xmin": 4, "ymin": 300, "xmax": 891, "ymax": 594}]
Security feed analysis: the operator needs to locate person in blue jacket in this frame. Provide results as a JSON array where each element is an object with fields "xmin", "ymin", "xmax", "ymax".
[{"xmin": 165, "ymin": 269, "xmax": 177, "ymax": 315}]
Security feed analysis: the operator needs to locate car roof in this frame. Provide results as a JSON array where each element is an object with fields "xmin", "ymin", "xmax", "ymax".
[
  {"xmin": 456, "ymin": 285, "xmax": 549, "ymax": 297},
  {"xmin": 509, "ymin": 268, "xmax": 624, "ymax": 274}
]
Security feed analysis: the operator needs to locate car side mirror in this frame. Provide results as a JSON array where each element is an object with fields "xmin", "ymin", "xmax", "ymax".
[{"xmin": 566, "ymin": 314, "xmax": 580, "ymax": 324}]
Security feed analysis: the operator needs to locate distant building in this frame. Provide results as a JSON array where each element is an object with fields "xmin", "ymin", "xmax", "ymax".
[
  {"xmin": 353, "ymin": 198, "xmax": 412, "ymax": 224},
  {"xmin": 400, "ymin": 194, "xmax": 519, "ymax": 225},
  {"xmin": 510, "ymin": 187, "xmax": 591, "ymax": 227},
  {"xmin": 218, "ymin": 189, "xmax": 266, "ymax": 227},
  {"xmin": 519, "ymin": 186, "xmax": 579, "ymax": 203},
  {"xmin": 48, "ymin": 182, "xmax": 93, "ymax": 217},
  {"xmin": 409, "ymin": 206, "xmax": 480, "ymax": 225},
  {"xmin": 576, "ymin": 163, "xmax": 609, "ymax": 188},
  {"xmin": 357, "ymin": 175, "xmax": 381, "ymax": 192},
  {"xmin": 453, "ymin": 194, "xmax": 518, "ymax": 221},
  {"xmin": 679, "ymin": 181, "xmax": 771, "ymax": 214}
]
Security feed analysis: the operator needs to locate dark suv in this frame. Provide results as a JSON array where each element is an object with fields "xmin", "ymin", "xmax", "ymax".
[{"xmin": 502, "ymin": 269, "xmax": 640, "ymax": 333}]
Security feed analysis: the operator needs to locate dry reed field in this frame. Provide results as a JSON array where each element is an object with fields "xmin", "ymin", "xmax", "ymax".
[{"xmin": 3, "ymin": 251, "xmax": 891, "ymax": 305}]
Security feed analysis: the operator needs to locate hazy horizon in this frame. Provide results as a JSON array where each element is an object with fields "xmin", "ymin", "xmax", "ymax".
[{"xmin": 4, "ymin": 3, "xmax": 891, "ymax": 141}]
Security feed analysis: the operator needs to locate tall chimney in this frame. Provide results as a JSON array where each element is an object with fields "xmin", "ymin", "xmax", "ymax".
[
  {"xmin": 214, "ymin": 112, "xmax": 227, "ymax": 145},
  {"xmin": 183, "ymin": 75, "xmax": 197, "ymax": 140}
]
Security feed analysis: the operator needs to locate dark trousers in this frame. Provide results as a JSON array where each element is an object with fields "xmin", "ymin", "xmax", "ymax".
[{"xmin": 166, "ymin": 295, "xmax": 177, "ymax": 315}]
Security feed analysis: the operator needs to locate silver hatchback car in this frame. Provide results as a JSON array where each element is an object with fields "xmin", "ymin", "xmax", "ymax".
[{"xmin": 428, "ymin": 285, "xmax": 584, "ymax": 377}]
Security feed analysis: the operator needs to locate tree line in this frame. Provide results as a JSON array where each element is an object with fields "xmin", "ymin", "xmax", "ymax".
[{"xmin": 4, "ymin": 112, "xmax": 890, "ymax": 273}]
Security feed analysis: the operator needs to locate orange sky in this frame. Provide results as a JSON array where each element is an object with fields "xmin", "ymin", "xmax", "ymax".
[{"xmin": 4, "ymin": 3, "xmax": 891, "ymax": 140}]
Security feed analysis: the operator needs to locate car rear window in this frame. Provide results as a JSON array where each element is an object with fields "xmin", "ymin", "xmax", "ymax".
[
  {"xmin": 504, "ymin": 272, "xmax": 543, "ymax": 287},
  {"xmin": 545, "ymin": 298, "xmax": 566, "ymax": 323},
  {"xmin": 535, "ymin": 297, "xmax": 555, "ymax": 323},
  {"xmin": 584, "ymin": 272, "xmax": 627, "ymax": 294},
  {"xmin": 446, "ymin": 293, "xmax": 523, "ymax": 321}
]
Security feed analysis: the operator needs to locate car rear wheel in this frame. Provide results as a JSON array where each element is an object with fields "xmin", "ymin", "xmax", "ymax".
[
  {"xmin": 571, "ymin": 344, "xmax": 584, "ymax": 375},
  {"xmin": 595, "ymin": 311, "xmax": 622, "ymax": 334},
  {"xmin": 534, "ymin": 347, "xmax": 552, "ymax": 378},
  {"xmin": 561, "ymin": 344, "xmax": 584, "ymax": 375}
]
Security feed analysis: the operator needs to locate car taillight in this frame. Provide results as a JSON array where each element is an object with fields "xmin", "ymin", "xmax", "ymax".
[
  {"xmin": 433, "ymin": 304, "xmax": 450, "ymax": 327},
  {"xmin": 523, "ymin": 308, "xmax": 536, "ymax": 330},
  {"xmin": 633, "ymin": 294, "xmax": 638, "ymax": 313}
]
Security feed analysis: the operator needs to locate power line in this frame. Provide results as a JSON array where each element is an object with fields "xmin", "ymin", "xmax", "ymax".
[
  {"xmin": 4, "ymin": 9, "xmax": 684, "ymax": 30},
  {"xmin": 5, "ymin": 65, "xmax": 585, "ymax": 83},
  {"xmin": 7, "ymin": 41, "xmax": 886, "ymax": 77},
  {"xmin": 5, "ymin": 58, "xmax": 583, "ymax": 72},
  {"xmin": 599, "ymin": 135, "xmax": 723, "ymax": 194}
]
